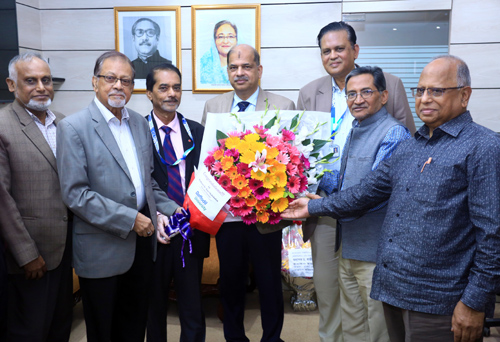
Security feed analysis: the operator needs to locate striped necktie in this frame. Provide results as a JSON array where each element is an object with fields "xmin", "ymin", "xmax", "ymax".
[
  {"xmin": 160, "ymin": 126, "xmax": 184, "ymax": 206},
  {"xmin": 237, "ymin": 101, "xmax": 250, "ymax": 112}
]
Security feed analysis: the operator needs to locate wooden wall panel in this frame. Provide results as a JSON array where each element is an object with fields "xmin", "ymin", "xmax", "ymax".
[
  {"xmin": 16, "ymin": 4, "xmax": 41, "ymax": 50},
  {"xmin": 450, "ymin": 0, "xmax": 500, "ymax": 44},
  {"xmin": 449, "ymin": 44, "xmax": 500, "ymax": 89}
]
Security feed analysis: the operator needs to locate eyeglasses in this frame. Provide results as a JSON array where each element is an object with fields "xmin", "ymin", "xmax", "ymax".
[
  {"xmin": 411, "ymin": 87, "xmax": 464, "ymax": 98},
  {"xmin": 216, "ymin": 34, "xmax": 237, "ymax": 41},
  {"xmin": 345, "ymin": 89, "xmax": 379, "ymax": 101},
  {"xmin": 134, "ymin": 29, "xmax": 156, "ymax": 38},
  {"xmin": 96, "ymin": 75, "xmax": 134, "ymax": 87}
]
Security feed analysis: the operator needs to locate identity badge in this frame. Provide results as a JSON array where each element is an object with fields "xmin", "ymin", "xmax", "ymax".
[{"xmin": 332, "ymin": 144, "xmax": 340, "ymax": 159}]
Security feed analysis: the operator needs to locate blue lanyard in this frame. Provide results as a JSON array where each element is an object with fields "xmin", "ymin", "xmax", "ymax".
[
  {"xmin": 331, "ymin": 105, "xmax": 349, "ymax": 140},
  {"xmin": 148, "ymin": 111, "xmax": 195, "ymax": 166}
]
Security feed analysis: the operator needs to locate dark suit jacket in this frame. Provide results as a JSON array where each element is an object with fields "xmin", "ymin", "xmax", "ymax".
[
  {"xmin": 0, "ymin": 100, "xmax": 69, "ymax": 274},
  {"xmin": 149, "ymin": 112, "xmax": 210, "ymax": 258}
]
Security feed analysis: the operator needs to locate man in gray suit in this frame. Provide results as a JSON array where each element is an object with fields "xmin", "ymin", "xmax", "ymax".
[
  {"xmin": 57, "ymin": 51, "xmax": 179, "ymax": 342},
  {"xmin": 296, "ymin": 22, "xmax": 415, "ymax": 342},
  {"xmin": 203, "ymin": 44, "xmax": 295, "ymax": 342},
  {"xmin": 0, "ymin": 52, "xmax": 72, "ymax": 341}
]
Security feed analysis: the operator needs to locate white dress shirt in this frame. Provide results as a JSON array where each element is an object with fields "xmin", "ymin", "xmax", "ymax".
[
  {"xmin": 27, "ymin": 108, "xmax": 57, "ymax": 157},
  {"xmin": 231, "ymin": 88, "xmax": 259, "ymax": 112}
]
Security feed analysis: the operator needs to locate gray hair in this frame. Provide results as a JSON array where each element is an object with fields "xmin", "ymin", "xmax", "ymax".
[
  {"xmin": 432, "ymin": 55, "xmax": 471, "ymax": 87},
  {"xmin": 346, "ymin": 66, "xmax": 386, "ymax": 92},
  {"xmin": 8, "ymin": 52, "xmax": 50, "ymax": 83},
  {"xmin": 93, "ymin": 51, "xmax": 135, "ymax": 80}
]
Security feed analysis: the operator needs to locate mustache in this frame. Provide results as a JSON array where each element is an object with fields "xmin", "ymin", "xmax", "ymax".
[
  {"xmin": 163, "ymin": 98, "xmax": 178, "ymax": 103},
  {"xmin": 139, "ymin": 41, "xmax": 151, "ymax": 46},
  {"xmin": 233, "ymin": 76, "xmax": 249, "ymax": 82},
  {"xmin": 109, "ymin": 91, "xmax": 126, "ymax": 97}
]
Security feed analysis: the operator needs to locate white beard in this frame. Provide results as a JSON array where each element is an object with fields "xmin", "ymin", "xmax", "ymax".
[
  {"xmin": 26, "ymin": 98, "xmax": 52, "ymax": 112},
  {"xmin": 108, "ymin": 98, "xmax": 126, "ymax": 108}
]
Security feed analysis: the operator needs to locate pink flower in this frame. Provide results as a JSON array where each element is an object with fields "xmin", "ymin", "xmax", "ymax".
[
  {"xmin": 290, "ymin": 154, "xmax": 301, "ymax": 165},
  {"xmin": 204, "ymin": 155, "xmax": 215, "ymax": 168},
  {"xmin": 218, "ymin": 174, "xmax": 231, "ymax": 189},
  {"xmin": 225, "ymin": 148, "xmax": 239, "ymax": 161},
  {"xmin": 229, "ymin": 196, "xmax": 246, "ymax": 208},
  {"xmin": 276, "ymin": 152, "xmax": 290, "ymax": 165},
  {"xmin": 208, "ymin": 146, "xmax": 220, "ymax": 155},
  {"xmin": 227, "ymin": 185, "xmax": 240, "ymax": 198},
  {"xmin": 300, "ymin": 155, "xmax": 310, "ymax": 169},
  {"xmin": 253, "ymin": 125, "xmax": 269, "ymax": 139},
  {"xmin": 281, "ymin": 129, "xmax": 295, "ymax": 142},
  {"xmin": 212, "ymin": 162, "xmax": 224, "ymax": 175},
  {"xmin": 242, "ymin": 212, "xmax": 257, "ymax": 225},
  {"xmin": 287, "ymin": 176, "xmax": 301, "ymax": 193},
  {"xmin": 217, "ymin": 139, "xmax": 226, "ymax": 149},
  {"xmin": 286, "ymin": 163, "xmax": 298, "ymax": 176},
  {"xmin": 268, "ymin": 211, "xmax": 281, "ymax": 225},
  {"xmin": 299, "ymin": 176, "xmax": 308, "ymax": 192},
  {"xmin": 234, "ymin": 204, "xmax": 253, "ymax": 217},
  {"xmin": 253, "ymin": 187, "xmax": 270, "ymax": 200},
  {"xmin": 266, "ymin": 135, "xmax": 281, "ymax": 148},
  {"xmin": 248, "ymin": 179, "xmax": 263, "ymax": 191},
  {"xmin": 237, "ymin": 163, "xmax": 251, "ymax": 178}
]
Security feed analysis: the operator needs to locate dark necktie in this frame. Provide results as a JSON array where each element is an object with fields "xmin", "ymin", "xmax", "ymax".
[
  {"xmin": 237, "ymin": 101, "xmax": 250, "ymax": 112},
  {"xmin": 160, "ymin": 126, "xmax": 184, "ymax": 206}
]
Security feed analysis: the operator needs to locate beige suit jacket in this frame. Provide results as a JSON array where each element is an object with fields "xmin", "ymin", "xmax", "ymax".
[
  {"xmin": 0, "ymin": 100, "xmax": 69, "ymax": 274},
  {"xmin": 201, "ymin": 87, "xmax": 296, "ymax": 126}
]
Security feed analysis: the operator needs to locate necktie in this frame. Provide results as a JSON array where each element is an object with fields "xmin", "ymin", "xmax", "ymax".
[
  {"xmin": 237, "ymin": 101, "xmax": 250, "ymax": 112},
  {"xmin": 160, "ymin": 126, "xmax": 184, "ymax": 206}
]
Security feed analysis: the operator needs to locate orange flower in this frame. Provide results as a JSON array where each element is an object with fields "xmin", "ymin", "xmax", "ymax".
[
  {"xmin": 251, "ymin": 169, "xmax": 266, "ymax": 181},
  {"xmin": 268, "ymin": 161, "xmax": 286, "ymax": 174},
  {"xmin": 269, "ymin": 186, "xmax": 285, "ymax": 200},
  {"xmin": 213, "ymin": 149, "xmax": 224, "ymax": 160},
  {"xmin": 262, "ymin": 173, "xmax": 275, "ymax": 189},
  {"xmin": 274, "ymin": 171, "xmax": 288, "ymax": 187},
  {"xmin": 239, "ymin": 187, "xmax": 252, "ymax": 198},
  {"xmin": 265, "ymin": 147, "xmax": 279, "ymax": 160},
  {"xmin": 226, "ymin": 166, "xmax": 238, "ymax": 179},
  {"xmin": 271, "ymin": 197, "xmax": 288, "ymax": 213},
  {"xmin": 256, "ymin": 210, "xmax": 269, "ymax": 223},
  {"xmin": 245, "ymin": 194, "xmax": 257, "ymax": 207},
  {"xmin": 221, "ymin": 156, "xmax": 234, "ymax": 171},
  {"xmin": 232, "ymin": 174, "xmax": 248, "ymax": 189},
  {"xmin": 256, "ymin": 198, "xmax": 271, "ymax": 211}
]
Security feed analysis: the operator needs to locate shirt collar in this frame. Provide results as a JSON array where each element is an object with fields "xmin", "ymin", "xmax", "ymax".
[
  {"xmin": 415, "ymin": 110, "xmax": 472, "ymax": 140},
  {"xmin": 331, "ymin": 77, "xmax": 346, "ymax": 94},
  {"xmin": 94, "ymin": 96, "xmax": 129, "ymax": 123},
  {"xmin": 354, "ymin": 106, "xmax": 389, "ymax": 128},
  {"xmin": 25, "ymin": 108, "xmax": 56, "ymax": 126},
  {"xmin": 233, "ymin": 88, "xmax": 259, "ymax": 108},
  {"xmin": 153, "ymin": 110, "xmax": 180, "ymax": 133}
]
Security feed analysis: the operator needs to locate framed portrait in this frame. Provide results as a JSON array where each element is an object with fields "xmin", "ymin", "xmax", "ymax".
[
  {"xmin": 192, "ymin": 4, "xmax": 261, "ymax": 94},
  {"xmin": 114, "ymin": 6, "xmax": 181, "ymax": 93}
]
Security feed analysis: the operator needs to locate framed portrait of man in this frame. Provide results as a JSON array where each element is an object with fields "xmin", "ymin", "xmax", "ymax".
[
  {"xmin": 192, "ymin": 4, "xmax": 261, "ymax": 94},
  {"xmin": 114, "ymin": 6, "xmax": 181, "ymax": 93}
]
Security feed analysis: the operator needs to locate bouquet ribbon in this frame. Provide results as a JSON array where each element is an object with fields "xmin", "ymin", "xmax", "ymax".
[{"xmin": 165, "ymin": 208, "xmax": 194, "ymax": 268}]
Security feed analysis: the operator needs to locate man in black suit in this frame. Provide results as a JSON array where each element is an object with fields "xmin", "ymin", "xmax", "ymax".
[{"xmin": 145, "ymin": 63, "xmax": 210, "ymax": 342}]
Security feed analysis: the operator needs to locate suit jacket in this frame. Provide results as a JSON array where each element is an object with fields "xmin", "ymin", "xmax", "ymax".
[
  {"xmin": 297, "ymin": 73, "xmax": 416, "ymax": 242},
  {"xmin": 201, "ymin": 86, "xmax": 296, "ymax": 126},
  {"xmin": 0, "ymin": 100, "xmax": 69, "ymax": 274},
  {"xmin": 56, "ymin": 100, "xmax": 178, "ymax": 279},
  {"xmin": 149, "ymin": 112, "xmax": 210, "ymax": 258}
]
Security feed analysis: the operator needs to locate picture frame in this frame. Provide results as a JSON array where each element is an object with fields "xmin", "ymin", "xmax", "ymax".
[
  {"xmin": 114, "ymin": 6, "xmax": 181, "ymax": 93},
  {"xmin": 191, "ymin": 4, "xmax": 261, "ymax": 94}
]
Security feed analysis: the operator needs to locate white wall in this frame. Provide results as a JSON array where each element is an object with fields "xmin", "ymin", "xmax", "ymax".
[{"xmin": 14, "ymin": 0, "xmax": 500, "ymax": 131}]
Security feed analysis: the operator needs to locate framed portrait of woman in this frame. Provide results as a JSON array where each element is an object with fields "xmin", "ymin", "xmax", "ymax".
[
  {"xmin": 114, "ymin": 6, "xmax": 181, "ymax": 93},
  {"xmin": 192, "ymin": 4, "xmax": 261, "ymax": 94}
]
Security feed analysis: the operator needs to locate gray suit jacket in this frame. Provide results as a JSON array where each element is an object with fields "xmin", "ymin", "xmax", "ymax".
[
  {"xmin": 0, "ymin": 100, "xmax": 69, "ymax": 274},
  {"xmin": 201, "ymin": 87, "xmax": 296, "ymax": 126},
  {"xmin": 57, "ymin": 100, "xmax": 178, "ymax": 278},
  {"xmin": 297, "ymin": 73, "xmax": 415, "ymax": 241}
]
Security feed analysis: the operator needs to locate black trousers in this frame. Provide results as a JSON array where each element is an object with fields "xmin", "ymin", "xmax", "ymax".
[
  {"xmin": 79, "ymin": 233, "xmax": 154, "ymax": 342},
  {"xmin": 0, "ymin": 241, "xmax": 9, "ymax": 341},
  {"xmin": 216, "ymin": 222, "xmax": 284, "ymax": 342},
  {"xmin": 147, "ymin": 236, "xmax": 206, "ymax": 342},
  {"xmin": 7, "ymin": 226, "xmax": 73, "ymax": 342}
]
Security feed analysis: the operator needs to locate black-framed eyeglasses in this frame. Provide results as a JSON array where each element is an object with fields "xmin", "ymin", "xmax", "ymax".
[
  {"xmin": 96, "ymin": 75, "xmax": 134, "ymax": 87},
  {"xmin": 345, "ymin": 89, "xmax": 379, "ymax": 101},
  {"xmin": 411, "ymin": 87, "xmax": 464, "ymax": 98},
  {"xmin": 134, "ymin": 29, "xmax": 156, "ymax": 38}
]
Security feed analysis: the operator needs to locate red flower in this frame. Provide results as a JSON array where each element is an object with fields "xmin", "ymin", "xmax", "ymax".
[
  {"xmin": 253, "ymin": 187, "xmax": 270, "ymax": 200},
  {"xmin": 227, "ymin": 185, "xmax": 239, "ymax": 198},
  {"xmin": 248, "ymin": 179, "xmax": 263, "ymax": 191},
  {"xmin": 242, "ymin": 212, "xmax": 257, "ymax": 225},
  {"xmin": 204, "ymin": 155, "xmax": 215, "ymax": 168},
  {"xmin": 235, "ymin": 204, "xmax": 253, "ymax": 216},
  {"xmin": 229, "ymin": 196, "xmax": 245, "ymax": 208},
  {"xmin": 300, "ymin": 154, "xmax": 310, "ymax": 169},
  {"xmin": 299, "ymin": 176, "xmax": 308, "ymax": 192},
  {"xmin": 218, "ymin": 174, "xmax": 231, "ymax": 189},
  {"xmin": 287, "ymin": 176, "xmax": 301, "ymax": 193},
  {"xmin": 268, "ymin": 211, "xmax": 281, "ymax": 225},
  {"xmin": 237, "ymin": 163, "xmax": 251, "ymax": 178}
]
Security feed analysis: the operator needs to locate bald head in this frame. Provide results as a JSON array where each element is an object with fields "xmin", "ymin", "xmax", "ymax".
[
  {"xmin": 227, "ymin": 44, "xmax": 263, "ymax": 100},
  {"xmin": 227, "ymin": 44, "xmax": 260, "ymax": 66}
]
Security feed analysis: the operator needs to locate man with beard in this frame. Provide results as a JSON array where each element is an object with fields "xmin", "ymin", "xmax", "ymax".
[
  {"xmin": 0, "ymin": 52, "xmax": 72, "ymax": 341},
  {"xmin": 131, "ymin": 18, "xmax": 172, "ymax": 79},
  {"xmin": 56, "ymin": 51, "xmax": 179, "ymax": 342}
]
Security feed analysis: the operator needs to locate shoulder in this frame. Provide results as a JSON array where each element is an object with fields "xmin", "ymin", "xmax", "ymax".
[
  {"xmin": 299, "ymin": 75, "xmax": 331, "ymax": 94},
  {"xmin": 0, "ymin": 103, "xmax": 15, "ymax": 119},
  {"xmin": 128, "ymin": 108, "xmax": 149, "ymax": 128},
  {"xmin": 205, "ymin": 91, "xmax": 234, "ymax": 108},
  {"xmin": 261, "ymin": 90, "xmax": 294, "ymax": 106},
  {"xmin": 61, "ymin": 106, "xmax": 92, "ymax": 126},
  {"xmin": 179, "ymin": 113, "xmax": 204, "ymax": 132},
  {"xmin": 383, "ymin": 72, "xmax": 403, "ymax": 88}
]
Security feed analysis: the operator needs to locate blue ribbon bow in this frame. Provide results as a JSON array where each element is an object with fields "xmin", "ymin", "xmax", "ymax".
[{"xmin": 165, "ymin": 208, "xmax": 194, "ymax": 268}]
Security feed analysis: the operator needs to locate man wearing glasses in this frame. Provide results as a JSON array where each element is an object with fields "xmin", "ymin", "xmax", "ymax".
[
  {"xmin": 57, "ymin": 51, "xmax": 179, "ymax": 342},
  {"xmin": 131, "ymin": 18, "xmax": 172, "ymax": 79},
  {"xmin": 283, "ymin": 55, "xmax": 500, "ymax": 342}
]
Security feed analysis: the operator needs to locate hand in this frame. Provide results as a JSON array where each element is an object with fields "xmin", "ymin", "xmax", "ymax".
[
  {"xmin": 451, "ymin": 301, "xmax": 485, "ymax": 342},
  {"xmin": 156, "ymin": 214, "xmax": 171, "ymax": 245},
  {"xmin": 23, "ymin": 255, "xmax": 47, "ymax": 280},
  {"xmin": 282, "ymin": 193, "xmax": 318, "ymax": 219},
  {"xmin": 133, "ymin": 212, "xmax": 154, "ymax": 237},
  {"xmin": 175, "ymin": 207, "xmax": 183, "ymax": 214}
]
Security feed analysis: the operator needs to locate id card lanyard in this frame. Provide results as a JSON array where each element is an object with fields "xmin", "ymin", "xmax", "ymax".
[{"xmin": 147, "ymin": 111, "xmax": 195, "ymax": 166}]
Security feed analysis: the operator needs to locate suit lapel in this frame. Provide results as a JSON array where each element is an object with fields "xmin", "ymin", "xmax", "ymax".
[
  {"xmin": 13, "ymin": 101, "xmax": 58, "ymax": 173},
  {"xmin": 178, "ymin": 113, "xmax": 194, "ymax": 189},
  {"xmin": 150, "ymin": 113, "xmax": 169, "ymax": 178},
  {"xmin": 90, "ymin": 101, "xmax": 133, "ymax": 182},
  {"xmin": 316, "ymin": 76, "xmax": 333, "ymax": 113},
  {"xmin": 255, "ymin": 87, "xmax": 267, "ymax": 111}
]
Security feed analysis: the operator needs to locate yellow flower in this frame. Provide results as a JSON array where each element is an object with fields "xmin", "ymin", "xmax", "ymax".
[
  {"xmin": 232, "ymin": 175, "xmax": 248, "ymax": 189},
  {"xmin": 221, "ymin": 156, "xmax": 234, "ymax": 171},
  {"xmin": 243, "ymin": 133, "xmax": 260, "ymax": 144},
  {"xmin": 271, "ymin": 197, "xmax": 288, "ymax": 213},
  {"xmin": 251, "ymin": 169, "xmax": 266, "ymax": 181},
  {"xmin": 240, "ymin": 150, "xmax": 256, "ymax": 164},
  {"xmin": 213, "ymin": 149, "xmax": 224, "ymax": 160},
  {"xmin": 262, "ymin": 173, "xmax": 275, "ymax": 189},
  {"xmin": 237, "ymin": 140, "xmax": 250, "ymax": 152},
  {"xmin": 256, "ymin": 210, "xmax": 269, "ymax": 223},
  {"xmin": 265, "ymin": 147, "xmax": 279, "ymax": 159},
  {"xmin": 269, "ymin": 186, "xmax": 285, "ymax": 200},
  {"xmin": 268, "ymin": 160, "xmax": 286, "ymax": 174},
  {"xmin": 225, "ymin": 136, "xmax": 241, "ymax": 149},
  {"xmin": 274, "ymin": 171, "xmax": 288, "ymax": 187},
  {"xmin": 248, "ymin": 141, "xmax": 265, "ymax": 153}
]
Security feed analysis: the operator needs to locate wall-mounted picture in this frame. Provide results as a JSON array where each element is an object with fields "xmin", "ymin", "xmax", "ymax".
[
  {"xmin": 192, "ymin": 4, "xmax": 261, "ymax": 94},
  {"xmin": 114, "ymin": 6, "xmax": 181, "ymax": 93}
]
